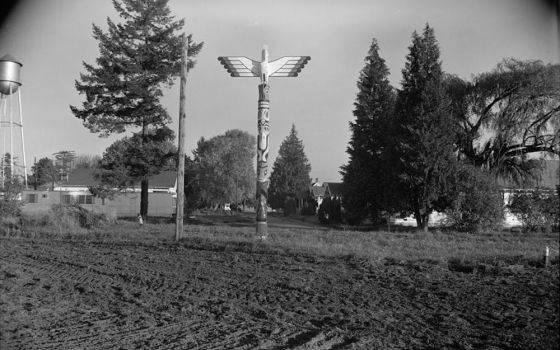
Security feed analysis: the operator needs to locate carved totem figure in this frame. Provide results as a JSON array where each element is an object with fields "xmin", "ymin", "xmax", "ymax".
[{"xmin": 218, "ymin": 46, "xmax": 310, "ymax": 238}]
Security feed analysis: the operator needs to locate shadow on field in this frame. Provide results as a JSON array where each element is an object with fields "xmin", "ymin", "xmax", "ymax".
[{"xmin": 183, "ymin": 212, "xmax": 327, "ymax": 231}]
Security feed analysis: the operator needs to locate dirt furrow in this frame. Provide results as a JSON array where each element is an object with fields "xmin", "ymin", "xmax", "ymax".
[{"xmin": 1, "ymin": 237, "xmax": 558, "ymax": 349}]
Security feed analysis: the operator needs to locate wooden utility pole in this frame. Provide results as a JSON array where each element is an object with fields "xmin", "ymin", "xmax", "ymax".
[{"xmin": 175, "ymin": 36, "xmax": 188, "ymax": 241}]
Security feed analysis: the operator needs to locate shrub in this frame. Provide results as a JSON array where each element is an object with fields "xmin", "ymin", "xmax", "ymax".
[
  {"xmin": 0, "ymin": 176, "xmax": 24, "ymax": 235},
  {"xmin": 47, "ymin": 204, "xmax": 109, "ymax": 230},
  {"xmin": 508, "ymin": 190, "xmax": 559, "ymax": 232},
  {"xmin": 446, "ymin": 165, "xmax": 503, "ymax": 233},
  {"xmin": 301, "ymin": 196, "xmax": 317, "ymax": 216},
  {"xmin": 283, "ymin": 196, "xmax": 297, "ymax": 216},
  {"xmin": 318, "ymin": 197, "xmax": 342, "ymax": 225}
]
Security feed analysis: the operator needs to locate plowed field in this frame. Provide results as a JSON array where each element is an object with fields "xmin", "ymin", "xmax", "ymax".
[{"xmin": 1, "ymin": 236, "xmax": 558, "ymax": 349}]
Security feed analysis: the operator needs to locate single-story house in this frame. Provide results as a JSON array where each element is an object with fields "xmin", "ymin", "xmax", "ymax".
[{"xmin": 22, "ymin": 168, "xmax": 177, "ymax": 218}]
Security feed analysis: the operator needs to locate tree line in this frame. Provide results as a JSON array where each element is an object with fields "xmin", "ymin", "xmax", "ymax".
[
  {"xmin": 18, "ymin": 1, "xmax": 558, "ymax": 229},
  {"xmin": 342, "ymin": 24, "xmax": 559, "ymax": 231}
]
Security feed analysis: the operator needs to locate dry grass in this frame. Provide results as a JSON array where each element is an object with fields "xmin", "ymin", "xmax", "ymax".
[
  {"xmin": 5, "ymin": 212, "xmax": 559, "ymax": 267},
  {"xmin": 183, "ymin": 224, "xmax": 559, "ymax": 265}
]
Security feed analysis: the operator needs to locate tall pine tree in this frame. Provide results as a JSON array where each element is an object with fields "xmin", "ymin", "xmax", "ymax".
[
  {"xmin": 70, "ymin": 0, "xmax": 203, "ymax": 221},
  {"xmin": 340, "ymin": 38, "xmax": 395, "ymax": 224},
  {"xmin": 269, "ymin": 125, "xmax": 312, "ymax": 210},
  {"xmin": 393, "ymin": 24, "xmax": 458, "ymax": 231}
]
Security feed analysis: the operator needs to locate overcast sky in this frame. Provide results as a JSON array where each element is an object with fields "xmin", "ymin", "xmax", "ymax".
[{"xmin": 0, "ymin": 0, "xmax": 558, "ymax": 182}]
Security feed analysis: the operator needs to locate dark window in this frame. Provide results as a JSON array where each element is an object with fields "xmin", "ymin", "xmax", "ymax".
[{"xmin": 77, "ymin": 195, "xmax": 94, "ymax": 205}]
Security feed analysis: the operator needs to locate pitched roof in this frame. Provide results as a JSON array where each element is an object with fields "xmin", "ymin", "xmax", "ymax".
[
  {"xmin": 148, "ymin": 171, "xmax": 176, "ymax": 188},
  {"xmin": 311, "ymin": 186, "xmax": 326, "ymax": 197},
  {"xmin": 62, "ymin": 168, "xmax": 176, "ymax": 189},
  {"xmin": 64, "ymin": 168, "xmax": 99, "ymax": 187},
  {"xmin": 324, "ymin": 182, "xmax": 345, "ymax": 197}
]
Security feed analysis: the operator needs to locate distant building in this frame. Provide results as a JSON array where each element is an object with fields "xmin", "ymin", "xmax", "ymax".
[
  {"xmin": 323, "ymin": 182, "xmax": 345, "ymax": 200},
  {"xmin": 22, "ymin": 168, "xmax": 177, "ymax": 218},
  {"xmin": 309, "ymin": 180, "xmax": 345, "ymax": 211},
  {"xmin": 498, "ymin": 159, "xmax": 559, "ymax": 227},
  {"xmin": 310, "ymin": 178, "xmax": 326, "ymax": 207}
]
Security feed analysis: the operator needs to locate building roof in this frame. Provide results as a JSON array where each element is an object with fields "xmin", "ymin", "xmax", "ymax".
[
  {"xmin": 324, "ymin": 182, "xmax": 345, "ymax": 197},
  {"xmin": 61, "ymin": 168, "xmax": 176, "ymax": 189},
  {"xmin": 148, "ymin": 171, "xmax": 177, "ymax": 189},
  {"xmin": 63, "ymin": 168, "xmax": 99, "ymax": 187},
  {"xmin": 311, "ymin": 186, "xmax": 326, "ymax": 197}
]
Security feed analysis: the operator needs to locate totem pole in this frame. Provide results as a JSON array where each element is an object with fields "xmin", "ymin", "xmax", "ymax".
[{"xmin": 218, "ymin": 46, "xmax": 310, "ymax": 238}]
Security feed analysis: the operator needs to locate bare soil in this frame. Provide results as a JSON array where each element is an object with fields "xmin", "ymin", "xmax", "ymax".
[{"xmin": 1, "ymin": 235, "xmax": 558, "ymax": 349}]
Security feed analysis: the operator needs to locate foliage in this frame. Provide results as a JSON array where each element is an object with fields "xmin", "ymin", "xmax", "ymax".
[
  {"xmin": 94, "ymin": 127, "xmax": 177, "ymax": 190},
  {"xmin": 445, "ymin": 60, "xmax": 560, "ymax": 185},
  {"xmin": 191, "ymin": 129, "xmax": 256, "ymax": 207},
  {"xmin": 71, "ymin": 0, "xmax": 203, "ymax": 136},
  {"xmin": 445, "ymin": 164, "xmax": 504, "ymax": 233},
  {"xmin": 70, "ymin": 0, "xmax": 202, "ymax": 219},
  {"xmin": 50, "ymin": 204, "xmax": 109, "ymax": 229},
  {"xmin": 283, "ymin": 197, "xmax": 297, "ymax": 216},
  {"xmin": 181, "ymin": 155, "xmax": 205, "ymax": 214},
  {"xmin": 1, "ymin": 153, "xmax": 12, "ymax": 183},
  {"xmin": 269, "ymin": 125, "xmax": 312, "ymax": 210},
  {"xmin": 30, "ymin": 153, "xmax": 99, "ymax": 190},
  {"xmin": 508, "ymin": 190, "xmax": 559, "ymax": 232},
  {"xmin": 318, "ymin": 197, "xmax": 342, "ymax": 225},
  {"xmin": 392, "ymin": 24, "xmax": 459, "ymax": 231},
  {"xmin": 341, "ymin": 38, "xmax": 396, "ymax": 223},
  {"xmin": 0, "ymin": 174, "xmax": 24, "ymax": 218},
  {"xmin": 301, "ymin": 195, "xmax": 318, "ymax": 216},
  {"xmin": 29, "ymin": 157, "xmax": 56, "ymax": 190},
  {"xmin": 53, "ymin": 150, "xmax": 76, "ymax": 180},
  {"xmin": 74, "ymin": 154, "xmax": 102, "ymax": 169}
]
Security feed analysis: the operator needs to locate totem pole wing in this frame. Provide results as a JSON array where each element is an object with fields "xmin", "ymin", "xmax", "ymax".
[
  {"xmin": 217, "ymin": 56, "xmax": 260, "ymax": 77},
  {"xmin": 268, "ymin": 56, "xmax": 311, "ymax": 77}
]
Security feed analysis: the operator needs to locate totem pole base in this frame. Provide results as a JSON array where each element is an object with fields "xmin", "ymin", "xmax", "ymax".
[{"xmin": 256, "ymin": 221, "xmax": 268, "ymax": 240}]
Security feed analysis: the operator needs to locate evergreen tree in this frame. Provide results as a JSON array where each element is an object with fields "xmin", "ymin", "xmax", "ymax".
[
  {"xmin": 269, "ymin": 125, "xmax": 312, "ymax": 210},
  {"xmin": 340, "ymin": 38, "xmax": 396, "ymax": 224},
  {"xmin": 30, "ymin": 157, "xmax": 57, "ymax": 190},
  {"xmin": 70, "ymin": 0, "xmax": 203, "ymax": 221},
  {"xmin": 93, "ymin": 127, "xmax": 177, "ymax": 192},
  {"xmin": 393, "ymin": 24, "xmax": 458, "ymax": 231}
]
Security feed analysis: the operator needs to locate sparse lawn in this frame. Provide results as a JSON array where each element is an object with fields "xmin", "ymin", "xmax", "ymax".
[{"xmin": 12, "ymin": 212, "xmax": 559, "ymax": 268}]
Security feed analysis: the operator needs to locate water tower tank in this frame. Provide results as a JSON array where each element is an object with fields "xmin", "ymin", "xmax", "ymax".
[{"xmin": 0, "ymin": 54, "xmax": 22, "ymax": 95}]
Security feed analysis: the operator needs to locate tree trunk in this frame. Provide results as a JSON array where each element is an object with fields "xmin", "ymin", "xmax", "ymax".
[
  {"xmin": 414, "ymin": 204, "xmax": 429, "ymax": 232},
  {"xmin": 140, "ymin": 120, "xmax": 149, "ymax": 222},
  {"xmin": 141, "ymin": 178, "xmax": 149, "ymax": 222}
]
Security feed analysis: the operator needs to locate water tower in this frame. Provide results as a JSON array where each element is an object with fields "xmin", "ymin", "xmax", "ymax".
[{"xmin": 0, "ymin": 54, "xmax": 27, "ymax": 188}]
